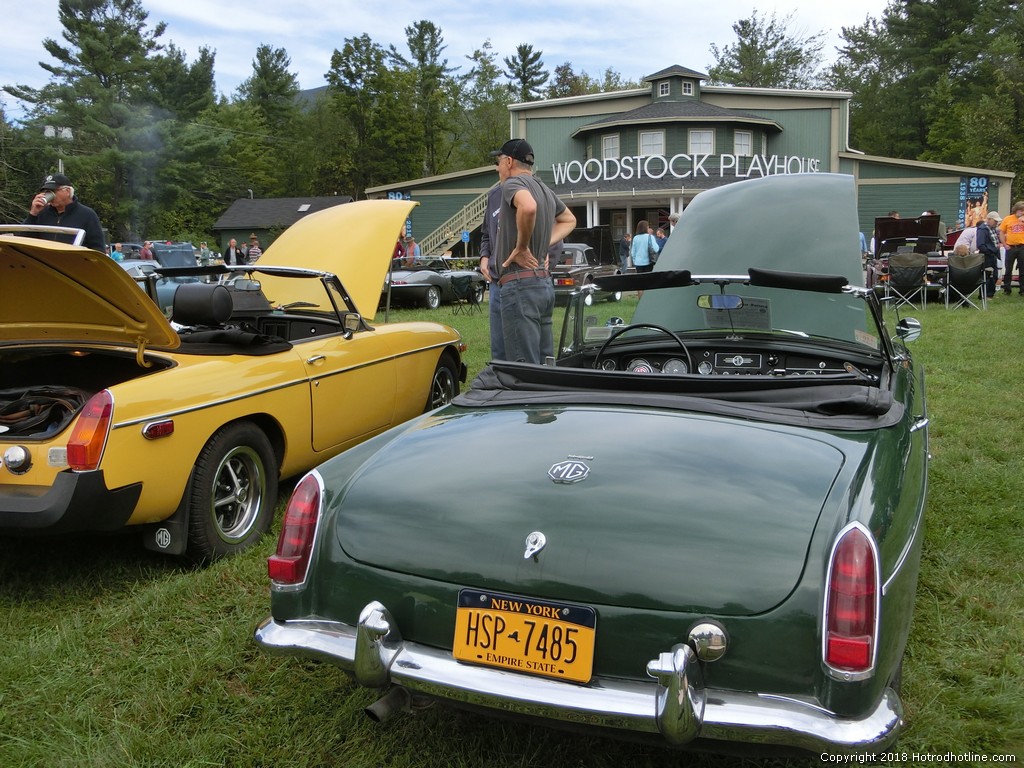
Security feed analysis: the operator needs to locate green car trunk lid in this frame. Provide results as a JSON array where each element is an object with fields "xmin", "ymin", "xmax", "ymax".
[{"xmin": 334, "ymin": 406, "xmax": 845, "ymax": 616}]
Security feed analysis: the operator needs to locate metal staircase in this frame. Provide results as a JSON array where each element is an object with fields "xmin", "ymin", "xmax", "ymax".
[{"xmin": 418, "ymin": 191, "xmax": 489, "ymax": 256}]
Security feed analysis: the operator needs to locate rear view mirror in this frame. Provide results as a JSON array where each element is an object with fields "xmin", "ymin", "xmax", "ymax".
[
  {"xmin": 896, "ymin": 317, "xmax": 922, "ymax": 342},
  {"xmin": 698, "ymin": 294, "xmax": 744, "ymax": 310}
]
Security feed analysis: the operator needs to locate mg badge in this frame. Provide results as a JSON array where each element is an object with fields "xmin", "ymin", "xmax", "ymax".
[{"xmin": 548, "ymin": 459, "xmax": 590, "ymax": 484}]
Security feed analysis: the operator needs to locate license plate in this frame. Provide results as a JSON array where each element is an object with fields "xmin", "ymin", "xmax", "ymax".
[{"xmin": 453, "ymin": 589, "xmax": 596, "ymax": 683}]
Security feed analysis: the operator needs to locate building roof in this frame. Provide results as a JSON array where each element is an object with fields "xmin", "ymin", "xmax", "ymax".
[
  {"xmin": 213, "ymin": 196, "xmax": 353, "ymax": 230},
  {"xmin": 571, "ymin": 100, "xmax": 782, "ymax": 137},
  {"xmin": 644, "ymin": 65, "xmax": 709, "ymax": 82}
]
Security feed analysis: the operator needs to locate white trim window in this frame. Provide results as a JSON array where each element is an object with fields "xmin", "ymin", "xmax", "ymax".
[
  {"xmin": 602, "ymin": 134, "xmax": 620, "ymax": 159},
  {"xmin": 658, "ymin": 81, "xmax": 670, "ymax": 97},
  {"xmin": 682, "ymin": 81, "xmax": 693, "ymax": 96},
  {"xmin": 639, "ymin": 130, "xmax": 665, "ymax": 157},
  {"xmin": 689, "ymin": 129, "xmax": 714, "ymax": 155},
  {"xmin": 734, "ymin": 130, "xmax": 753, "ymax": 157}
]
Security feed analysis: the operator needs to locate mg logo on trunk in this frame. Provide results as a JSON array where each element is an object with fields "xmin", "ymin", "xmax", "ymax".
[{"xmin": 548, "ymin": 459, "xmax": 590, "ymax": 484}]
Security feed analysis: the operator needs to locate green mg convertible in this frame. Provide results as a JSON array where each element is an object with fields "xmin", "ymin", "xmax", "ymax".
[{"xmin": 256, "ymin": 173, "xmax": 927, "ymax": 756}]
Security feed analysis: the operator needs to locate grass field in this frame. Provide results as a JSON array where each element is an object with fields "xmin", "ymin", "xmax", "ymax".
[{"xmin": 1, "ymin": 296, "xmax": 1022, "ymax": 767}]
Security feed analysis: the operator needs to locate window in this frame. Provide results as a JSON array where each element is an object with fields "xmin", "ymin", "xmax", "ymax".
[
  {"xmin": 682, "ymin": 82, "xmax": 693, "ymax": 96},
  {"xmin": 658, "ymin": 81, "xmax": 670, "ymax": 97},
  {"xmin": 689, "ymin": 129, "xmax": 714, "ymax": 155},
  {"xmin": 734, "ymin": 131, "xmax": 752, "ymax": 157},
  {"xmin": 602, "ymin": 134, "xmax": 620, "ymax": 159},
  {"xmin": 639, "ymin": 130, "xmax": 664, "ymax": 157}
]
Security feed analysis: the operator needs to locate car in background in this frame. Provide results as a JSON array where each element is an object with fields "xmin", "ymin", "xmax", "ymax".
[
  {"xmin": 383, "ymin": 256, "xmax": 486, "ymax": 309},
  {"xmin": 0, "ymin": 201, "xmax": 465, "ymax": 563},
  {"xmin": 550, "ymin": 242, "xmax": 622, "ymax": 304},
  {"xmin": 865, "ymin": 214, "xmax": 946, "ymax": 291},
  {"xmin": 118, "ymin": 259, "xmax": 200, "ymax": 318},
  {"xmin": 151, "ymin": 240, "xmax": 199, "ymax": 268},
  {"xmin": 257, "ymin": 174, "xmax": 926, "ymax": 755}
]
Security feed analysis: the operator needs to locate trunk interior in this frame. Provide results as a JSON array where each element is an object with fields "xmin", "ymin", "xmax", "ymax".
[{"xmin": 0, "ymin": 348, "xmax": 170, "ymax": 438}]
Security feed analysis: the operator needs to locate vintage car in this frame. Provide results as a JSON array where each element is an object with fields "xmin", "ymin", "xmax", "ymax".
[
  {"xmin": 0, "ymin": 201, "xmax": 465, "ymax": 562},
  {"xmin": 256, "ymin": 175, "xmax": 927, "ymax": 755},
  {"xmin": 550, "ymin": 242, "xmax": 622, "ymax": 304},
  {"xmin": 119, "ymin": 258, "xmax": 199, "ymax": 317},
  {"xmin": 382, "ymin": 256, "xmax": 486, "ymax": 309},
  {"xmin": 865, "ymin": 213, "xmax": 946, "ymax": 291}
]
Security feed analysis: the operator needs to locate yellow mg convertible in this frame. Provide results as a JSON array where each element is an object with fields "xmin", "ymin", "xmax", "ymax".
[{"xmin": 0, "ymin": 200, "xmax": 465, "ymax": 561}]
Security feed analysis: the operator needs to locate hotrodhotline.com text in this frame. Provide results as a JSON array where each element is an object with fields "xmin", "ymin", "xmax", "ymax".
[{"xmin": 820, "ymin": 752, "xmax": 1018, "ymax": 764}]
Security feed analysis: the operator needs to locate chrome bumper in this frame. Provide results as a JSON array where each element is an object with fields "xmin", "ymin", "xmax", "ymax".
[{"xmin": 255, "ymin": 601, "xmax": 901, "ymax": 753}]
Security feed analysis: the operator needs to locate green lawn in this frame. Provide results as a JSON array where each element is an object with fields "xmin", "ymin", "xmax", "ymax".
[{"xmin": 1, "ymin": 298, "xmax": 1021, "ymax": 767}]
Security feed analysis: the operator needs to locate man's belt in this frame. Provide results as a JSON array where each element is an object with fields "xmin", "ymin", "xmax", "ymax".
[{"xmin": 499, "ymin": 268, "xmax": 550, "ymax": 286}]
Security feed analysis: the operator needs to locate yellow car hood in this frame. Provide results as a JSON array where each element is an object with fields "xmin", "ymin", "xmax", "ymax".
[
  {"xmin": 0, "ymin": 235, "xmax": 180, "ymax": 349},
  {"xmin": 258, "ymin": 199, "xmax": 416, "ymax": 320}
]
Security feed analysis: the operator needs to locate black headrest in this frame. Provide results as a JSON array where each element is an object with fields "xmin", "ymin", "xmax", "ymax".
[{"xmin": 172, "ymin": 283, "xmax": 233, "ymax": 326}]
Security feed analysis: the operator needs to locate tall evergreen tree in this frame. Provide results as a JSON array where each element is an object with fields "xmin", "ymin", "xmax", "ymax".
[
  {"xmin": 503, "ymin": 44, "xmax": 548, "ymax": 102},
  {"xmin": 390, "ymin": 21, "xmax": 458, "ymax": 176},
  {"xmin": 708, "ymin": 10, "xmax": 824, "ymax": 88},
  {"xmin": 450, "ymin": 41, "xmax": 510, "ymax": 169},
  {"xmin": 5, "ymin": 0, "xmax": 168, "ymax": 239}
]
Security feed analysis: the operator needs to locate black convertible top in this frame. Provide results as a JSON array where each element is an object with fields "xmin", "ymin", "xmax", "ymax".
[{"xmin": 454, "ymin": 361, "xmax": 903, "ymax": 431}]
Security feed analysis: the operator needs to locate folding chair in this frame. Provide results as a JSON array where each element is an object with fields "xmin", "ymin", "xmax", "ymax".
[
  {"xmin": 885, "ymin": 251, "xmax": 928, "ymax": 310},
  {"xmin": 450, "ymin": 275, "xmax": 482, "ymax": 316},
  {"xmin": 944, "ymin": 252, "xmax": 987, "ymax": 310}
]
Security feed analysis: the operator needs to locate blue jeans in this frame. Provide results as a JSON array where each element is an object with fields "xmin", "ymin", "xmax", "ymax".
[
  {"xmin": 500, "ymin": 277, "xmax": 555, "ymax": 364},
  {"xmin": 488, "ymin": 281, "xmax": 505, "ymax": 360}
]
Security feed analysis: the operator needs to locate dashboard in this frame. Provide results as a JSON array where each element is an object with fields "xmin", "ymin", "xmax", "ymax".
[{"xmin": 595, "ymin": 347, "xmax": 875, "ymax": 378}]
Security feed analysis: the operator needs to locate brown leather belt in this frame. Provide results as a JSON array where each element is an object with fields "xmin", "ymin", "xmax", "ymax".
[{"xmin": 498, "ymin": 268, "xmax": 549, "ymax": 286}]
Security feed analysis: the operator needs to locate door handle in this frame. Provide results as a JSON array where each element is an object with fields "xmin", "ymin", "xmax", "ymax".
[{"xmin": 306, "ymin": 355, "xmax": 326, "ymax": 365}]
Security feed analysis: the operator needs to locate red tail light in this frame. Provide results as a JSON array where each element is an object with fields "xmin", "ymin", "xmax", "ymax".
[
  {"xmin": 824, "ymin": 523, "xmax": 879, "ymax": 675},
  {"xmin": 268, "ymin": 473, "xmax": 322, "ymax": 585},
  {"xmin": 66, "ymin": 391, "xmax": 113, "ymax": 470}
]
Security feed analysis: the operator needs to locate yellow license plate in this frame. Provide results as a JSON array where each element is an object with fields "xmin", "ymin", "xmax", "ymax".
[{"xmin": 453, "ymin": 589, "xmax": 596, "ymax": 683}]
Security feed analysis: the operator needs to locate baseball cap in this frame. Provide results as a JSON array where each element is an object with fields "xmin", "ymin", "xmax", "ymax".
[
  {"xmin": 39, "ymin": 172, "xmax": 71, "ymax": 190},
  {"xmin": 489, "ymin": 138, "xmax": 535, "ymax": 166},
  {"xmin": 986, "ymin": 211, "xmax": 1001, "ymax": 223}
]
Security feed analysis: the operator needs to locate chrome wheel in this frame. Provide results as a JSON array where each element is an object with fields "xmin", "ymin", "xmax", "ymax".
[{"xmin": 426, "ymin": 357, "xmax": 458, "ymax": 411}]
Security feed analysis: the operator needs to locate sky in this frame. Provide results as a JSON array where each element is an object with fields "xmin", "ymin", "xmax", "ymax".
[{"xmin": 2, "ymin": 0, "xmax": 891, "ymax": 119}]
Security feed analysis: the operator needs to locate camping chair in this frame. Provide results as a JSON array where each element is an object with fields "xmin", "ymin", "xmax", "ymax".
[
  {"xmin": 450, "ymin": 275, "xmax": 482, "ymax": 316},
  {"xmin": 885, "ymin": 251, "xmax": 928, "ymax": 310},
  {"xmin": 944, "ymin": 252, "xmax": 987, "ymax": 310}
]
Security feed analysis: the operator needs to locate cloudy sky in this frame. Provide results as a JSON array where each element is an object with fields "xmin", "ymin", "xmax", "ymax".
[{"xmin": 3, "ymin": 0, "xmax": 890, "ymax": 118}]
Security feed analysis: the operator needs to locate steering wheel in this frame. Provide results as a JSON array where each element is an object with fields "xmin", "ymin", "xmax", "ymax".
[{"xmin": 594, "ymin": 323, "xmax": 692, "ymax": 372}]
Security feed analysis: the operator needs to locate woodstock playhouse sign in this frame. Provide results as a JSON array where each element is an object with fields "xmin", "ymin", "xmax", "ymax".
[{"xmin": 551, "ymin": 154, "xmax": 822, "ymax": 185}]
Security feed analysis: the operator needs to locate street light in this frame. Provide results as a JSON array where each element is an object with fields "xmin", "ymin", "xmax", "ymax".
[{"xmin": 43, "ymin": 125, "xmax": 73, "ymax": 173}]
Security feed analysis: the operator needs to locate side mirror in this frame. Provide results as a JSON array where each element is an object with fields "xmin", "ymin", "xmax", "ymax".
[
  {"xmin": 895, "ymin": 317, "xmax": 922, "ymax": 342},
  {"xmin": 342, "ymin": 312, "xmax": 363, "ymax": 339}
]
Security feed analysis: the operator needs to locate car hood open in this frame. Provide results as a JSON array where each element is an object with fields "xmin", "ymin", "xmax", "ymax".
[
  {"xmin": 0, "ymin": 235, "xmax": 180, "ymax": 349},
  {"xmin": 333, "ymin": 405, "xmax": 846, "ymax": 616},
  {"xmin": 257, "ymin": 199, "xmax": 416, "ymax": 320}
]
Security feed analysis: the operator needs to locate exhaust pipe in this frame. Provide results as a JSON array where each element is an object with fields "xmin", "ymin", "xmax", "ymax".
[{"xmin": 365, "ymin": 686, "xmax": 411, "ymax": 723}]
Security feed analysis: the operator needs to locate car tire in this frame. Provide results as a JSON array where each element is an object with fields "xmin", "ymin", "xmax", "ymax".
[
  {"xmin": 472, "ymin": 283, "xmax": 485, "ymax": 305},
  {"xmin": 583, "ymin": 278, "xmax": 594, "ymax": 306},
  {"xmin": 423, "ymin": 286, "xmax": 441, "ymax": 310},
  {"xmin": 607, "ymin": 290, "xmax": 623, "ymax": 302},
  {"xmin": 186, "ymin": 422, "xmax": 278, "ymax": 562},
  {"xmin": 425, "ymin": 354, "xmax": 459, "ymax": 411}
]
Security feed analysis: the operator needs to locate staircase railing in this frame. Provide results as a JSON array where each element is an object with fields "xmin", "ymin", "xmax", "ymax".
[{"xmin": 418, "ymin": 192, "xmax": 489, "ymax": 255}]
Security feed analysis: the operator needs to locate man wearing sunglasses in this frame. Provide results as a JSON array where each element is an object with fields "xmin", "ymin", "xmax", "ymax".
[{"xmin": 23, "ymin": 172, "xmax": 106, "ymax": 252}]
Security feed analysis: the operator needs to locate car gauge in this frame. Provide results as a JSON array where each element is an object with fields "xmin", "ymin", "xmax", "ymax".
[{"xmin": 662, "ymin": 358, "xmax": 688, "ymax": 375}]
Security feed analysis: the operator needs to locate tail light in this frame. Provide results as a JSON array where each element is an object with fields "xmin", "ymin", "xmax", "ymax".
[
  {"xmin": 823, "ymin": 522, "xmax": 879, "ymax": 676},
  {"xmin": 66, "ymin": 391, "xmax": 113, "ymax": 470},
  {"xmin": 268, "ymin": 473, "xmax": 322, "ymax": 586}
]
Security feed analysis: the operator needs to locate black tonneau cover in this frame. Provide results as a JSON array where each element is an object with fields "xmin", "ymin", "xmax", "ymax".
[{"xmin": 456, "ymin": 361, "xmax": 902, "ymax": 431}]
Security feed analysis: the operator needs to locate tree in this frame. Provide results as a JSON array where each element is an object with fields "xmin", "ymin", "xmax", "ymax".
[
  {"xmin": 448, "ymin": 41, "xmax": 511, "ymax": 170},
  {"xmin": 4, "ymin": 0, "xmax": 169, "ymax": 239},
  {"xmin": 390, "ymin": 21, "xmax": 459, "ymax": 176},
  {"xmin": 547, "ymin": 63, "xmax": 595, "ymax": 98},
  {"xmin": 326, "ymin": 34, "xmax": 421, "ymax": 197},
  {"xmin": 237, "ymin": 45, "xmax": 300, "ymax": 133},
  {"xmin": 503, "ymin": 44, "xmax": 548, "ymax": 101},
  {"xmin": 708, "ymin": 10, "xmax": 825, "ymax": 89}
]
